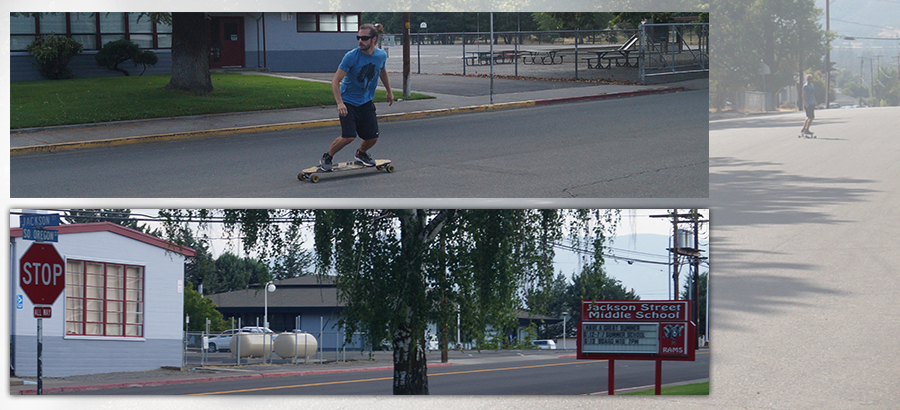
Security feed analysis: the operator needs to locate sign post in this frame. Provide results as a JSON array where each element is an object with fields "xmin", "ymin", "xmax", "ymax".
[
  {"xmin": 577, "ymin": 300, "xmax": 696, "ymax": 395},
  {"xmin": 19, "ymin": 218, "xmax": 66, "ymax": 395}
]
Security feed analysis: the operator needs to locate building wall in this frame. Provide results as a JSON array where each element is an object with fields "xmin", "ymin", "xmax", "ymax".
[
  {"xmin": 10, "ymin": 50, "xmax": 173, "ymax": 82},
  {"xmin": 245, "ymin": 13, "xmax": 358, "ymax": 72},
  {"xmin": 11, "ymin": 231, "xmax": 186, "ymax": 377}
]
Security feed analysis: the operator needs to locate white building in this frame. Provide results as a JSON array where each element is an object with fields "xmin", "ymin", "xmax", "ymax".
[{"xmin": 10, "ymin": 222, "xmax": 195, "ymax": 377}]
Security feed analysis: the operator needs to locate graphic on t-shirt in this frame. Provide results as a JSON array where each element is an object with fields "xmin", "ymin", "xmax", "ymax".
[{"xmin": 358, "ymin": 63, "xmax": 377, "ymax": 90}]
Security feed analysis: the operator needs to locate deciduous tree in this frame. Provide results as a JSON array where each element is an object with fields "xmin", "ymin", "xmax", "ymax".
[{"xmin": 159, "ymin": 209, "xmax": 619, "ymax": 395}]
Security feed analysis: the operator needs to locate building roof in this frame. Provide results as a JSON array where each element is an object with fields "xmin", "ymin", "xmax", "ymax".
[
  {"xmin": 10, "ymin": 222, "xmax": 196, "ymax": 257},
  {"xmin": 516, "ymin": 310, "xmax": 564, "ymax": 324},
  {"xmin": 208, "ymin": 275, "xmax": 343, "ymax": 309},
  {"xmin": 208, "ymin": 276, "xmax": 564, "ymax": 323}
]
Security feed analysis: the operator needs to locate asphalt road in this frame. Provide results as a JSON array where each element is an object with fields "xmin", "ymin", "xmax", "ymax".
[
  {"xmin": 61, "ymin": 351, "xmax": 709, "ymax": 395},
  {"xmin": 709, "ymin": 106, "xmax": 900, "ymax": 408},
  {"xmin": 10, "ymin": 90, "xmax": 707, "ymax": 198}
]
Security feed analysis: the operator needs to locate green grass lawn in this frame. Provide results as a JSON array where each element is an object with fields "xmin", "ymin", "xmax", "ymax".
[
  {"xmin": 10, "ymin": 73, "xmax": 432, "ymax": 129},
  {"xmin": 623, "ymin": 381, "xmax": 709, "ymax": 395}
]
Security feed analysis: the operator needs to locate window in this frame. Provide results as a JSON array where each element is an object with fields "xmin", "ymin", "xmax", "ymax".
[
  {"xmin": 9, "ymin": 12, "xmax": 172, "ymax": 51},
  {"xmin": 70, "ymin": 13, "xmax": 98, "ymax": 50},
  {"xmin": 296, "ymin": 13, "xmax": 360, "ymax": 33},
  {"xmin": 66, "ymin": 260, "xmax": 144, "ymax": 337},
  {"xmin": 10, "ymin": 14, "xmax": 36, "ymax": 51}
]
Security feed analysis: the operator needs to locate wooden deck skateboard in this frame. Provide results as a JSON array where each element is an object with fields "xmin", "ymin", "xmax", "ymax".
[
  {"xmin": 298, "ymin": 159, "xmax": 394, "ymax": 183},
  {"xmin": 798, "ymin": 131, "xmax": 816, "ymax": 139}
]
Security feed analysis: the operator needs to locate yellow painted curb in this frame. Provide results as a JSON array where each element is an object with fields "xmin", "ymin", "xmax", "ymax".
[{"xmin": 10, "ymin": 102, "xmax": 537, "ymax": 155}]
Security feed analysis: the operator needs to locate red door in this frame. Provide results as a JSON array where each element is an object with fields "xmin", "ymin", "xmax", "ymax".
[{"xmin": 209, "ymin": 17, "xmax": 244, "ymax": 68}]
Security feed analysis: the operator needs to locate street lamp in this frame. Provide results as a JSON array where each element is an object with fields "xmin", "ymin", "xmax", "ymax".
[
  {"xmin": 562, "ymin": 312, "xmax": 569, "ymax": 350},
  {"xmin": 263, "ymin": 281, "xmax": 276, "ymax": 364},
  {"xmin": 264, "ymin": 281, "xmax": 276, "ymax": 330}
]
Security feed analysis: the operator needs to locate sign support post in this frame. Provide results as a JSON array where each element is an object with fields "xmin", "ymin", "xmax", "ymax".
[
  {"xmin": 37, "ymin": 317, "xmax": 43, "ymax": 395},
  {"xmin": 608, "ymin": 359, "xmax": 615, "ymax": 395},
  {"xmin": 655, "ymin": 359, "xmax": 663, "ymax": 395}
]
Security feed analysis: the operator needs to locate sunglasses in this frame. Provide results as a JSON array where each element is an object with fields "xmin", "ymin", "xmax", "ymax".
[{"xmin": 356, "ymin": 35, "xmax": 375, "ymax": 41}]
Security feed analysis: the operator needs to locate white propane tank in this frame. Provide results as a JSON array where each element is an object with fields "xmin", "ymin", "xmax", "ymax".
[
  {"xmin": 274, "ymin": 332, "xmax": 318, "ymax": 359},
  {"xmin": 230, "ymin": 332, "xmax": 275, "ymax": 357}
]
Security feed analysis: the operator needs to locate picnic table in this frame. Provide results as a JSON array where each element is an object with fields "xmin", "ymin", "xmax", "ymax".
[
  {"xmin": 583, "ymin": 34, "xmax": 641, "ymax": 69},
  {"xmin": 518, "ymin": 49, "xmax": 566, "ymax": 65},
  {"xmin": 463, "ymin": 50, "xmax": 519, "ymax": 66},
  {"xmin": 585, "ymin": 48, "xmax": 639, "ymax": 69}
]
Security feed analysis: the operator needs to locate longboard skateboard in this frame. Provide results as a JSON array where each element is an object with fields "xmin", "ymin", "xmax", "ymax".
[
  {"xmin": 298, "ymin": 159, "xmax": 394, "ymax": 183},
  {"xmin": 798, "ymin": 132, "xmax": 816, "ymax": 139}
]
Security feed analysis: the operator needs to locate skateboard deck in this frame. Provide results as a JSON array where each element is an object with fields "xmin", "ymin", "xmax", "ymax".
[
  {"xmin": 298, "ymin": 159, "xmax": 394, "ymax": 183},
  {"xmin": 798, "ymin": 132, "xmax": 816, "ymax": 139}
]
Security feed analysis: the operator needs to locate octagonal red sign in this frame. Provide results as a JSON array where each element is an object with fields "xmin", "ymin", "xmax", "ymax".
[{"xmin": 19, "ymin": 242, "xmax": 66, "ymax": 305}]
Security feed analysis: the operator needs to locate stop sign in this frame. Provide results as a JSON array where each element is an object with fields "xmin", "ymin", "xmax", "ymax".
[{"xmin": 19, "ymin": 242, "xmax": 66, "ymax": 305}]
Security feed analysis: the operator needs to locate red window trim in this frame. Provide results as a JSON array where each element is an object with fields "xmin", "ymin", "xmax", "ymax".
[{"xmin": 66, "ymin": 259, "xmax": 145, "ymax": 338}]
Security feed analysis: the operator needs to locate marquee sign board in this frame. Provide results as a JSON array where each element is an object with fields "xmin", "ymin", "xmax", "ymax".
[{"xmin": 577, "ymin": 300, "xmax": 695, "ymax": 361}]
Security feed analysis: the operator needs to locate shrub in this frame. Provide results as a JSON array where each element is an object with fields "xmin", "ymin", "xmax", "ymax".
[
  {"xmin": 134, "ymin": 50, "xmax": 159, "ymax": 76},
  {"xmin": 95, "ymin": 39, "xmax": 158, "ymax": 76},
  {"xmin": 26, "ymin": 34, "xmax": 84, "ymax": 80}
]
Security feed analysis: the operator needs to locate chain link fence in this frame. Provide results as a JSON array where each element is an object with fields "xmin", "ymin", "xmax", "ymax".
[
  {"xmin": 381, "ymin": 24, "xmax": 708, "ymax": 84},
  {"xmin": 183, "ymin": 330, "xmax": 374, "ymax": 367}
]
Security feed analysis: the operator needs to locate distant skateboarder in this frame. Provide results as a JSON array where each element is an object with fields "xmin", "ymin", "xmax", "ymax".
[
  {"xmin": 801, "ymin": 74, "xmax": 816, "ymax": 136},
  {"xmin": 319, "ymin": 23, "xmax": 393, "ymax": 172}
]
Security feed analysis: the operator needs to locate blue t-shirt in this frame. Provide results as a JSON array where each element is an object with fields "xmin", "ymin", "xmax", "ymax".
[
  {"xmin": 338, "ymin": 47, "xmax": 387, "ymax": 106},
  {"xmin": 802, "ymin": 83, "xmax": 816, "ymax": 107}
]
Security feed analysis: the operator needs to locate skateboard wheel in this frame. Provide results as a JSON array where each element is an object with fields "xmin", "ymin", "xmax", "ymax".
[
  {"xmin": 298, "ymin": 173, "xmax": 307, "ymax": 181},
  {"xmin": 386, "ymin": 165, "xmax": 395, "ymax": 173},
  {"xmin": 310, "ymin": 174, "xmax": 320, "ymax": 183}
]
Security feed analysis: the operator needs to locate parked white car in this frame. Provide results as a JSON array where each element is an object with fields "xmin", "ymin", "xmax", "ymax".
[
  {"xmin": 532, "ymin": 339, "xmax": 557, "ymax": 350},
  {"xmin": 208, "ymin": 327, "xmax": 275, "ymax": 352},
  {"xmin": 208, "ymin": 329, "xmax": 240, "ymax": 352}
]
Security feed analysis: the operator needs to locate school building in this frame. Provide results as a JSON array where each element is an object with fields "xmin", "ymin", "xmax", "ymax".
[
  {"xmin": 10, "ymin": 222, "xmax": 195, "ymax": 377},
  {"xmin": 10, "ymin": 12, "xmax": 363, "ymax": 81}
]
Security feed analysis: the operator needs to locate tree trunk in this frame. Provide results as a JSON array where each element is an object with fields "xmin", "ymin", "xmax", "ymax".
[
  {"xmin": 392, "ymin": 306, "xmax": 429, "ymax": 395},
  {"xmin": 389, "ymin": 209, "xmax": 455, "ymax": 395},
  {"xmin": 164, "ymin": 12, "xmax": 213, "ymax": 96}
]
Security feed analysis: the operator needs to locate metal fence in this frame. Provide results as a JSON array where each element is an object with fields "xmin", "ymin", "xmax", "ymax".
[
  {"xmin": 638, "ymin": 23, "xmax": 709, "ymax": 83},
  {"xmin": 381, "ymin": 24, "xmax": 708, "ymax": 84},
  {"xmin": 183, "ymin": 330, "xmax": 373, "ymax": 367}
]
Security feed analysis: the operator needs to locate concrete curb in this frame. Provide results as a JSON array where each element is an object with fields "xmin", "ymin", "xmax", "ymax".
[
  {"xmin": 9, "ymin": 86, "xmax": 683, "ymax": 156},
  {"xmin": 14, "ymin": 362, "xmax": 453, "ymax": 395}
]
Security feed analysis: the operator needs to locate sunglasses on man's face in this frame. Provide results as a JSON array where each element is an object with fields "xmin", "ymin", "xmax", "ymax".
[{"xmin": 357, "ymin": 35, "xmax": 375, "ymax": 41}]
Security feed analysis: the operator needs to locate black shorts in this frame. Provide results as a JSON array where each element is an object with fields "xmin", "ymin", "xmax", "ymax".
[
  {"xmin": 339, "ymin": 100, "xmax": 379, "ymax": 140},
  {"xmin": 805, "ymin": 105, "xmax": 815, "ymax": 119}
]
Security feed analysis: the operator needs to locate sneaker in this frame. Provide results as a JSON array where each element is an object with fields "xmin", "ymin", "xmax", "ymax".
[
  {"xmin": 319, "ymin": 153, "xmax": 333, "ymax": 172},
  {"xmin": 355, "ymin": 149, "xmax": 375, "ymax": 167}
]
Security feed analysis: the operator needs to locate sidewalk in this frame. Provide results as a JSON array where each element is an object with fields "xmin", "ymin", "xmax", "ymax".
[
  {"xmin": 9, "ymin": 348, "xmax": 710, "ymax": 395},
  {"xmin": 10, "ymin": 72, "xmax": 708, "ymax": 155}
]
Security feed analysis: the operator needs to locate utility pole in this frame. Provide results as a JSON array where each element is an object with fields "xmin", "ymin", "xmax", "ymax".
[
  {"xmin": 650, "ymin": 210, "xmax": 707, "ymax": 317},
  {"xmin": 825, "ymin": 0, "xmax": 830, "ymax": 108},
  {"xmin": 691, "ymin": 210, "xmax": 702, "ymax": 330},
  {"xmin": 402, "ymin": 13, "xmax": 411, "ymax": 98}
]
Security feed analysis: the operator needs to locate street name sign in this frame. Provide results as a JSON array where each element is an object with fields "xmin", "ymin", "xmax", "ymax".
[
  {"xmin": 20, "ymin": 214, "xmax": 60, "ymax": 229},
  {"xmin": 22, "ymin": 228, "xmax": 59, "ymax": 242}
]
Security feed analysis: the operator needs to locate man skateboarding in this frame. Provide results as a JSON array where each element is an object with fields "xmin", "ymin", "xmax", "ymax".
[
  {"xmin": 320, "ymin": 23, "xmax": 393, "ymax": 172},
  {"xmin": 801, "ymin": 74, "xmax": 816, "ymax": 136}
]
